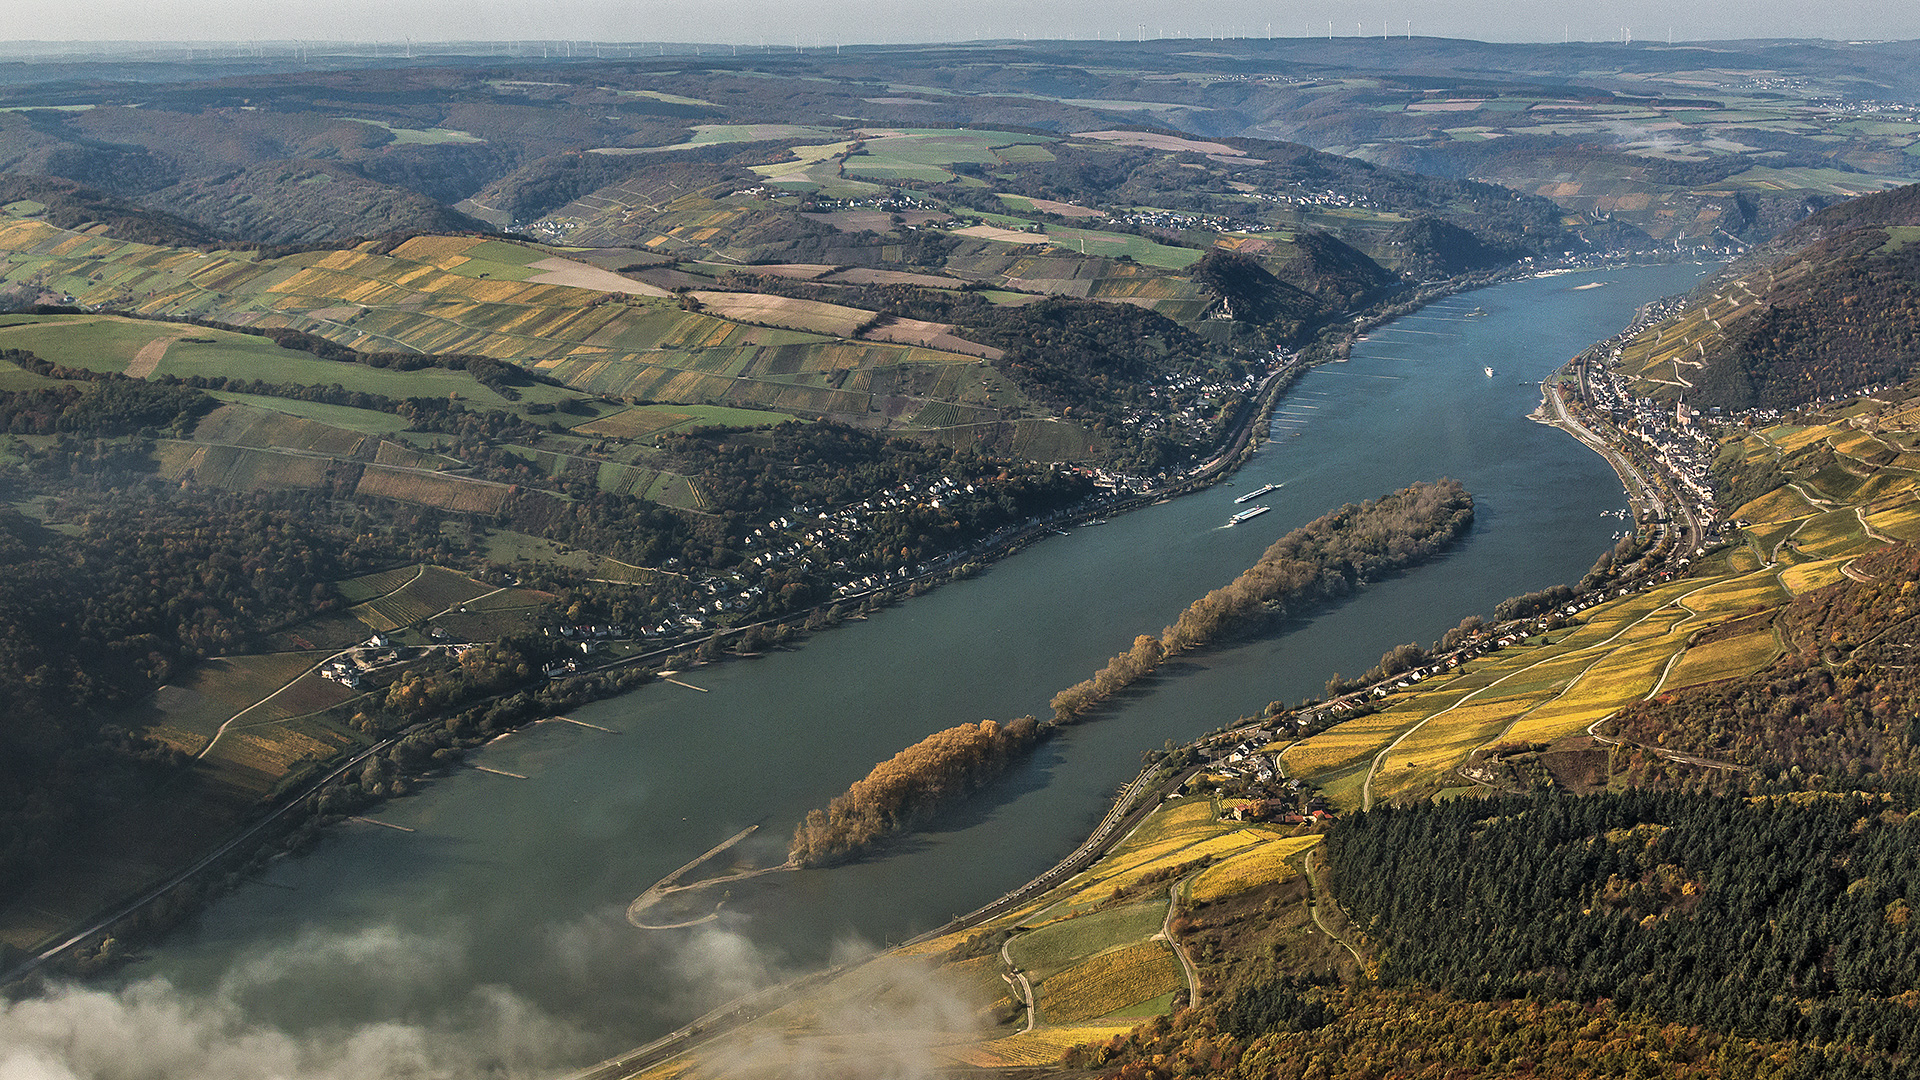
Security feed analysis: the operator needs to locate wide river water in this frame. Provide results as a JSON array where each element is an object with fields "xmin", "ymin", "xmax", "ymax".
[{"xmin": 111, "ymin": 262, "xmax": 1710, "ymax": 1072}]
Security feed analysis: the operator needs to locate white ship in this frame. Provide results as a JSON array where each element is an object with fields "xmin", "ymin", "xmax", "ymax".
[{"xmin": 1235, "ymin": 483, "xmax": 1280, "ymax": 504}]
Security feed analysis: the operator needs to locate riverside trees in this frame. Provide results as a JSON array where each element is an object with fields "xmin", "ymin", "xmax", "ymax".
[
  {"xmin": 787, "ymin": 480, "xmax": 1475, "ymax": 867},
  {"xmin": 788, "ymin": 715, "xmax": 1042, "ymax": 867},
  {"xmin": 1052, "ymin": 479, "xmax": 1474, "ymax": 723}
]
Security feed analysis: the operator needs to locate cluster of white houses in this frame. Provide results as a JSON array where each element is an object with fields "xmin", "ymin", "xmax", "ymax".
[{"xmin": 321, "ymin": 634, "xmax": 471, "ymax": 688}]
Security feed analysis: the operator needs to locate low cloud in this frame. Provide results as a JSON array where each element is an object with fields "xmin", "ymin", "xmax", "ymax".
[
  {"xmin": 2, "ymin": 918, "xmax": 983, "ymax": 1079},
  {"xmin": 0, "ymin": 923, "xmax": 595, "ymax": 1080},
  {"xmin": 691, "ymin": 932, "xmax": 987, "ymax": 1080}
]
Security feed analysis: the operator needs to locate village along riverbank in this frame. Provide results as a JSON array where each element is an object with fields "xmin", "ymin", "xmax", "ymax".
[{"xmin": 106, "ymin": 261, "xmax": 1711, "ymax": 1068}]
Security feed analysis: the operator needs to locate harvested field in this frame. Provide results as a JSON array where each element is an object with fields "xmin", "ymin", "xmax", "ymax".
[
  {"xmin": 861, "ymin": 315, "xmax": 1002, "ymax": 359},
  {"xmin": 1073, "ymin": 131, "xmax": 1246, "ymax": 156},
  {"xmin": 1009, "ymin": 195, "xmax": 1105, "ymax": 218},
  {"xmin": 952, "ymin": 224, "xmax": 1046, "ymax": 244},
  {"xmin": 355, "ymin": 467, "xmax": 511, "ymax": 513},
  {"xmin": 124, "ymin": 329, "xmax": 183, "ymax": 377},
  {"xmin": 525, "ymin": 257, "xmax": 670, "ymax": 296},
  {"xmin": 735, "ymin": 264, "xmax": 837, "ymax": 280},
  {"xmin": 691, "ymin": 291, "xmax": 874, "ymax": 337}
]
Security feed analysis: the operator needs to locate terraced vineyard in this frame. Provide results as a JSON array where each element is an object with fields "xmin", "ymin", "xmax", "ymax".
[
  {"xmin": 1281, "ymin": 381, "xmax": 1920, "ymax": 810},
  {"xmin": 0, "ymin": 225, "xmax": 1053, "ymax": 445},
  {"xmin": 346, "ymin": 565, "xmax": 496, "ymax": 632},
  {"xmin": 1609, "ymin": 185, "xmax": 1920, "ymax": 409}
]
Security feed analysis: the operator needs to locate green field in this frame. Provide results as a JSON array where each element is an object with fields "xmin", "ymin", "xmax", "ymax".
[
  {"xmin": 576, "ymin": 402, "xmax": 802, "ymax": 440},
  {"xmin": 343, "ymin": 118, "xmax": 484, "ymax": 145},
  {"xmin": 0, "ymin": 313, "xmax": 573, "ymax": 413},
  {"xmin": 1043, "ymin": 227, "xmax": 1204, "ymax": 269},
  {"xmin": 206, "ymin": 393, "xmax": 413, "ymax": 434},
  {"xmin": 1005, "ymin": 901, "xmax": 1169, "ymax": 983}
]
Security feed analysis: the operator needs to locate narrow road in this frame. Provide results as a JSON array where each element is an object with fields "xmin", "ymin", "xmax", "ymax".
[
  {"xmin": 1161, "ymin": 872, "xmax": 1202, "ymax": 1009},
  {"xmin": 1001, "ymin": 938, "xmax": 1037, "ymax": 1034},
  {"xmin": 201, "ymin": 568, "xmax": 467, "ymax": 759},
  {"xmin": 198, "ymin": 643, "xmax": 367, "ymax": 759},
  {"xmin": 1544, "ymin": 382, "xmax": 1665, "ymax": 523},
  {"xmin": 1302, "ymin": 853, "xmax": 1364, "ymax": 970},
  {"xmin": 1856, "ymin": 505, "xmax": 1898, "ymax": 544}
]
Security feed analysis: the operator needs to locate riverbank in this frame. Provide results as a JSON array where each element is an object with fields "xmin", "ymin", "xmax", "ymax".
[
  {"xmin": 20, "ymin": 263, "xmax": 1710, "ymax": 1066},
  {"xmin": 0, "ymin": 266, "xmax": 1482, "ymax": 985}
]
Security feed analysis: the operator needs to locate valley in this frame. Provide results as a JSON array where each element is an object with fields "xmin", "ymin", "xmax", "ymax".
[{"xmin": 1, "ymin": 32, "xmax": 1919, "ymax": 1080}]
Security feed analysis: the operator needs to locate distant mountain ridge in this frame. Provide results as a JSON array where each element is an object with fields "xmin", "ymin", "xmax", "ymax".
[{"xmin": 141, "ymin": 160, "xmax": 484, "ymax": 246}]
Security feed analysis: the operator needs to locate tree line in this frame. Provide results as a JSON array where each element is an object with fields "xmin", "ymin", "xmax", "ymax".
[
  {"xmin": 0, "ymin": 377, "xmax": 213, "ymax": 438},
  {"xmin": 1051, "ymin": 479, "xmax": 1474, "ymax": 723}
]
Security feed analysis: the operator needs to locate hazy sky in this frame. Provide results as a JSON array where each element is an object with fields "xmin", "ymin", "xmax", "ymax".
[{"xmin": 15, "ymin": 1, "xmax": 1920, "ymax": 48}]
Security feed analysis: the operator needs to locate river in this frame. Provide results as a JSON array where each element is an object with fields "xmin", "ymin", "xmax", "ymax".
[{"xmin": 105, "ymin": 262, "xmax": 1709, "ymax": 1072}]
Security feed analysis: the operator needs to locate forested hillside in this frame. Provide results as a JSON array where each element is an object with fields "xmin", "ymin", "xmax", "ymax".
[
  {"xmin": 0, "ymin": 492, "xmax": 390, "ymax": 902},
  {"xmin": 1620, "ymin": 185, "xmax": 1920, "ymax": 410},
  {"xmin": 1326, "ymin": 789, "xmax": 1920, "ymax": 1063}
]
